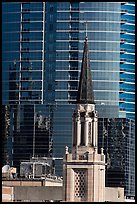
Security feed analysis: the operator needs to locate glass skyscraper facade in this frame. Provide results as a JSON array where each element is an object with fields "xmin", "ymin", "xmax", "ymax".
[
  {"xmin": 98, "ymin": 118, "xmax": 135, "ymax": 198},
  {"xmin": 2, "ymin": 2, "xmax": 135, "ymax": 198}
]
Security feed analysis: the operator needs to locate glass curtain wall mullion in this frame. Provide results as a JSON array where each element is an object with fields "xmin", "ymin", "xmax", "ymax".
[
  {"xmin": 19, "ymin": 3, "xmax": 23, "ymax": 105},
  {"xmin": 41, "ymin": 2, "xmax": 45, "ymax": 104}
]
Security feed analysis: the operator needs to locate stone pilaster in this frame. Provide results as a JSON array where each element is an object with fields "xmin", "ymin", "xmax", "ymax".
[
  {"xmin": 87, "ymin": 167, "xmax": 94, "ymax": 201},
  {"xmin": 84, "ymin": 115, "xmax": 88, "ymax": 146},
  {"xmin": 77, "ymin": 117, "xmax": 81, "ymax": 146},
  {"xmin": 92, "ymin": 116, "xmax": 98, "ymax": 147},
  {"xmin": 65, "ymin": 168, "xmax": 74, "ymax": 201}
]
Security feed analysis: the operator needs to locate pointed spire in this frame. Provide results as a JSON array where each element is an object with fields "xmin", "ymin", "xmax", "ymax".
[{"xmin": 77, "ymin": 36, "xmax": 95, "ymax": 104}]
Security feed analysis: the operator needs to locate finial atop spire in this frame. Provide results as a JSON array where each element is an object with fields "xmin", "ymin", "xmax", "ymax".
[
  {"xmin": 85, "ymin": 21, "xmax": 88, "ymax": 40},
  {"xmin": 14, "ymin": 59, "xmax": 16, "ymax": 66}
]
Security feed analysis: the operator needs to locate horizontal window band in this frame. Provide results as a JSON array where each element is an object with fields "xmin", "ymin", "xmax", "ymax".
[
  {"xmin": 3, "ymin": 50, "xmax": 42, "ymax": 53},
  {"xmin": 4, "ymin": 90, "xmax": 41, "ymax": 92},
  {"xmin": 57, "ymin": 20, "xmax": 134, "ymax": 25},
  {"xmin": 3, "ymin": 11, "xmax": 44, "ymax": 14},
  {"xmin": 3, "ymin": 21, "xmax": 45, "ymax": 24},
  {"xmin": 57, "ymin": 10, "xmax": 134, "ymax": 14},
  {"xmin": 3, "ymin": 80, "xmax": 42, "ymax": 82},
  {"xmin": 56, "ymin": 70, "xmax": 135, "ymax": 73},
  {"xmin": 55, "ymin": 60, "xmax": 134, "ymax": 63},
  {"xmin": 55, "ymin": 89, "xmax": 121, "ymax": 92},
  {"xmin": 3, "ymin": 70, "xmax": 43, "ymax": 72},
  {"xmin": 56, "ymin": 30, "xmax": 135, "ymax": 33},
  {"xmin": 56, "ymin": 50, "xmax": 135, "ymax": 53}
]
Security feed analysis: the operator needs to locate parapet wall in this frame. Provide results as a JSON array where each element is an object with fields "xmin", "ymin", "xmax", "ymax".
[{"xmin": 2, "ymin": 180, "xmax": 124, "ymax": 202}]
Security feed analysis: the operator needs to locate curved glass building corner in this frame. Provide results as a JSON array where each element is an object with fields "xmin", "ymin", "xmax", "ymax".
[{"xmin": 119, "ymin": 2, "xmax": 135, "ymax": 120}]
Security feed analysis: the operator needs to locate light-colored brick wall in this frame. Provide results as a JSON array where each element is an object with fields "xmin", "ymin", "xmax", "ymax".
[
  {"xmin": 2, "ymin": 187, "xmax": 12, "ymax": 194},
  {"xmin": 2, "ymin": 186, "xmax": 14, "ymax": 202}
]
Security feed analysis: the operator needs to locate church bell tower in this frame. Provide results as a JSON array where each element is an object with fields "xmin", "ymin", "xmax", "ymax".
[{"xmin": 63, "ymin": 36, "xmax": 106, "ymax": 202}]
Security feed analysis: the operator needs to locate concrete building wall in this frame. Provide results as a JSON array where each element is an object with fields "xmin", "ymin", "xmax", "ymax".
[
  {"xmin": 14, "ymin": 186, "xmax": 63, "ymax": 201},
  {"xmin": 105, "ymin": 187, "xmax": 124, "ymax": 202}
]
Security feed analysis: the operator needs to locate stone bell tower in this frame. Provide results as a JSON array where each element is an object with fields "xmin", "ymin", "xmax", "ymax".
[{"xmin": 63, "ymin": 36, "xmax": 105, "ymax": 202}]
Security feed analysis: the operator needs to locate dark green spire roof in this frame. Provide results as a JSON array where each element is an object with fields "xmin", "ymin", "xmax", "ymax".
[{"xmin": 77, "ymin": 36, "xmax": 95, "ymax": 104}]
